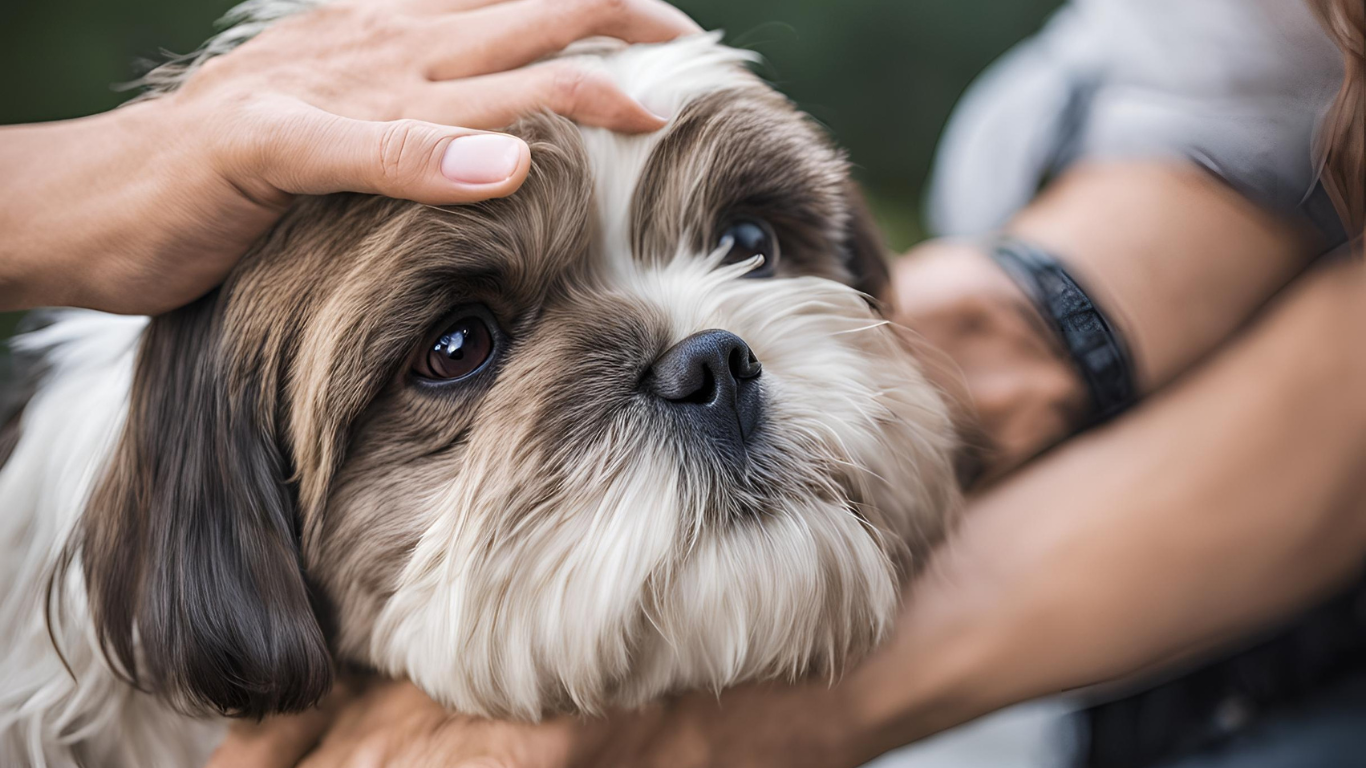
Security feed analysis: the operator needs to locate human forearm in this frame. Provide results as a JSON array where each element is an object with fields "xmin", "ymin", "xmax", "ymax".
[
  {"xmin": 1008, "ymin": 162, "xmax": 1320, "ymax": 392},
  {"xmin": 854, "ymin": 257, "xmax": 1366, "ymax": 756},
  {"xmin": 897, "ymin": 163, "xmax": 1321, "ymax": 474},
  {"xmin": 0, "ymin": 102, "xmax": 232, "ymax": 311}
]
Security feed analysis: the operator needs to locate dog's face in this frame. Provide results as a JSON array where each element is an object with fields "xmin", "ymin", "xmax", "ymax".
[{"xmin": 76, "ymin": 37, "xmax": 958, "ymax": 720}]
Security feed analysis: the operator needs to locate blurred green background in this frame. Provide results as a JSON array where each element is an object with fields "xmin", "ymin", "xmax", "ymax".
[{"xmin": 0, "ymin": 0, "xmax": 1062, "ymax": 337}]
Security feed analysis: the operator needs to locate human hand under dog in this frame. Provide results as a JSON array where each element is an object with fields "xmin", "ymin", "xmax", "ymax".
[
  {"xmin": 0, "ymin": 0, "xmax": 699, "ymax": 315},
  {"xmin": 208, "ymin": 676, "xmax": 875, "ymax": 768}
]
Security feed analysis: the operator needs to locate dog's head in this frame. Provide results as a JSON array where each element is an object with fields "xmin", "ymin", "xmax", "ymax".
[{"xmin": 75, "ymin": 35, "xmax": 959, "ymax": 720}]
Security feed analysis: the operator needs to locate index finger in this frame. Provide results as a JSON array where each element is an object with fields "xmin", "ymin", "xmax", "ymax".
[
  {"xmin": 413, "ymin": 0, "xmax": 702, "ymax": 39},
  {"xmin": 390, "ymin": 0, "xmax": 509, "ymax": 13},
  {"xmin": 422, "ymin": 0, "xmax": 703, "ymax": 81}
]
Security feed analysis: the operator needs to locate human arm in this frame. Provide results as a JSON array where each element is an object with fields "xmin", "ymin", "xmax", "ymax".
[
  {"xmin": 898, "ymin": 161, "xmax": 1321, "ymax": 472},
  {"xmin": 0, "ymin": 0, "xmax": 699, "ymax": 315},
  {"xmin": 850, "ymin": 255, "xmax": 1366, "ymax": 754}
]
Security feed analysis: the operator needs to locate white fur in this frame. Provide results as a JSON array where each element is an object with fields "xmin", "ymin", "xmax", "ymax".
[
  {"xmin": 0, "ymin": 314, "xmax": 224, "ymax": 768},
  {"xmin": 574, "ymin": 32, "xmax": 761, "ymax": 264}
]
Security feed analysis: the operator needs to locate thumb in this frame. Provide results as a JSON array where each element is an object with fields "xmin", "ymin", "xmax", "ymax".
[{"xmin": 256, "ymin": 108, "xmax": 532, "ymax": 205}]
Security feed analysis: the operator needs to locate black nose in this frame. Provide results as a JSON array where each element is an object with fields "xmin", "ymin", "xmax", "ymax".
[{"xmin": 647, "ymin": 330, "xmax": 764, "ymax": 450}]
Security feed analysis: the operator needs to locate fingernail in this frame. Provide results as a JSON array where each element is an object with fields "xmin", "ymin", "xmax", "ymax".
[
  {"xmin": 641, "ymin": 97, "xmax": 672, "ymax": 123},
  {"xmin": 440, "ymin": 134, "xmax": 524, "ymax": 185}
]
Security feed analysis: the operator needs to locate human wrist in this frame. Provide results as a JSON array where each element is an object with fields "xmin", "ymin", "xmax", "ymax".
[
  {"xmin": 894, "ymin": 240, "xmax": 1090, "ymax": 474},
  {"xmin": 834, "ymin": 598, "xmax": 1010, "ymax": 764},
  {"xmin": 0, "ymin": 101, "xmax": 185, "ymax": 311}
]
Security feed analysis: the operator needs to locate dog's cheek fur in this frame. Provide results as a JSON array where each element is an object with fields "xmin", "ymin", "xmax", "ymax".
[{"xmin": 363, "ymin": 293, "xmax": 682, "ymax": 718}]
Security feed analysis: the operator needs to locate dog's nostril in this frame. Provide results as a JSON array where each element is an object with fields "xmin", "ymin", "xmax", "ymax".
[
  {"xmin": 677, "ymin": 366, "xmax": 718, "ymax": 405},
  {"xmin": 729, "ymin": 348, "xmax": 762, "ymax": 381}
]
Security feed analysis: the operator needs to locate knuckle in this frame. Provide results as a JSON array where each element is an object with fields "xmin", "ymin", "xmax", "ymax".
[
  {"xmin": 589, "ymin": 0, "xmax": 630, "ymax": 17},
  {"xmin": 222, "ymin": 96, "xmax": 288, "ymax": 175},
  {"xmin": 563, "ymin": 0, "xmax": 628, "ymax": 24},
  {"xmin": 349, "ymin": 5, "xmax": 388, "ymax": 31},
  {"xmin": 312, "ymin": 2, "xmax": 349, "ymax": 22},
  {"xmin": 194, "ymin": 55, "xmax": 229, "ymax": 81},
  {"xmin": 334, "ymin": 4, "xmax": 408, "ymax": 48},
  {"xmin": 548, "ymin": 65, "xmax": 593, "ymax": 114},
  {"xmin": 376, "ymin": 119, "xmax": 428, "ymax": 187}
]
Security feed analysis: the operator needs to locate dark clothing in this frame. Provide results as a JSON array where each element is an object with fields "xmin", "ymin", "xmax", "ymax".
[{"xmin": 1080, "ymin": 580, "xmax": 1366, "ymax": 768}]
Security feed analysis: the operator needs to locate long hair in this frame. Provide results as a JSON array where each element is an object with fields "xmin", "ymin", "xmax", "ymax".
[{"xmin": 1309, "ymin": 0, "xmax": 1366, "ymax": 241}]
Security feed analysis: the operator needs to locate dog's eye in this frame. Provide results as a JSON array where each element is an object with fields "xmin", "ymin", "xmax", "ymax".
[
  {"xmin": 413, "ymin": 314, "xmax": 495, "ymax": 382},
  {"xmin": 718, "ymin": 218, "xmax": 780, "ymax": 278}
]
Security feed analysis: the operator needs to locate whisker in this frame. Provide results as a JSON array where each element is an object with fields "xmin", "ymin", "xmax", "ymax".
[{"xmin": 829, "ymin": 320, "xmax": 890, "ymax": 336}]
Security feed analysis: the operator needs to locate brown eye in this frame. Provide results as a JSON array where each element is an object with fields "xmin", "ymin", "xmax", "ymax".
[
  {"xmin": 414, "ymin": 315, "xmax": 495, "ymax": 382},
  {"xmin": 718, "ymin": 217, "xmax": 780, "ymax": 277}
]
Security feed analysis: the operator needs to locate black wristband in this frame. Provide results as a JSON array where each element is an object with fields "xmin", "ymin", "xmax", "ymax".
[{"xmin": 989, "ymin": 239, "xmax": 1139, "ymax": 424}]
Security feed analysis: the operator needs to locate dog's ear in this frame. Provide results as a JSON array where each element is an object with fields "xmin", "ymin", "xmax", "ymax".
[
  {"xmin": 841, "ymin": 182, "xmax": 892, "ymax": 301},
  {"xmin": 75, "ymin": 293, "xmax": 331, "ymax": 718}
]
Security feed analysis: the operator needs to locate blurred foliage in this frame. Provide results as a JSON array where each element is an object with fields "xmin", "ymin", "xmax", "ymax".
[{"xmin": 0, "ymin": 0, "xmax": 1061, "ymax": 337}]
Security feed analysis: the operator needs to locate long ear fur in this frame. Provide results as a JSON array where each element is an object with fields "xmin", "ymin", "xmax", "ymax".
[{"xmin": 73, "ymin": 292, "xmax": 331, "ymax": 718}]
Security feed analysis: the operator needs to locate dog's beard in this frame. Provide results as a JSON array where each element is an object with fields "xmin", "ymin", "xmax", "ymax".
[{"xmin": 367, "ymin": 255, "xmax": 956, "ymax": 719}]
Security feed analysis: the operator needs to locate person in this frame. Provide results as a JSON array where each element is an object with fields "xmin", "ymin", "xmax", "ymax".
[
  {"xmin": 0, "ymin": 0, "xmax": 700, "ymax": 316},
  {"xmin": 4, "ymin": 1, "xmax": 1363, "ymax": 767}
]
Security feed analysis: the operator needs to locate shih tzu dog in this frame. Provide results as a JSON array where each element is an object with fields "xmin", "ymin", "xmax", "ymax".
[{"xmin": 0, "ymin": 6, "xmax": 961, "ymax": 767}]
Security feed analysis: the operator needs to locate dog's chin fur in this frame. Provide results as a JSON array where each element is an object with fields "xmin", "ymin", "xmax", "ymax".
[{"xmin": 0, "ymin": 8, "xmax": 960, "ymax": 766}]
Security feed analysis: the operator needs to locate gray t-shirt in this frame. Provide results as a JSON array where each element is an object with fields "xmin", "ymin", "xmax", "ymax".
[{"xmin": 928, "ymin": 0, "xmax": 1345, "ymax": 241}]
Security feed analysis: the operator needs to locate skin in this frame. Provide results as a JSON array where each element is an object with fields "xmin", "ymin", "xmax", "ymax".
[
  {"xmin": 901, "ymin": 163, "xmax": 1318, "ymax": 473},
  {"xmin": 209, "ymin": 162, "xmax": 1366, "ymax": 767},
  {"xmin": 0, "ymin": 0, "xmax": 700, "ymax": 315}
]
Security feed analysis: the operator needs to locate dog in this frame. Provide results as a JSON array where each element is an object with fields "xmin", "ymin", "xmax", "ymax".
[{"xmin": 0, "ymin": 6, "xmax": 961, "ymax": 766}]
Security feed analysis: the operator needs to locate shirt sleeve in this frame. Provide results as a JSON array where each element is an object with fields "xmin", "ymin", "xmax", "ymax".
[{"xmin": 927, "ymin": 0, "xmax": 1345, "ymax": 242}]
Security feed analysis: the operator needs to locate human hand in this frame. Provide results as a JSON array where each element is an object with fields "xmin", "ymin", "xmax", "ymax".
[
  {"xmin": 207, "ymin": 677, "xmax": 874, "ymax": 768},
  {"xmin": 891, "ymin": 240, "xmax": 1088, "ymax": 477},
  {"xmin": 0, "ymin": 0, "xmax": 699, "ymax": 315},
  {"xmin": 206, "ymin": 679, "xmax": 579, "ymax": 768}
]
